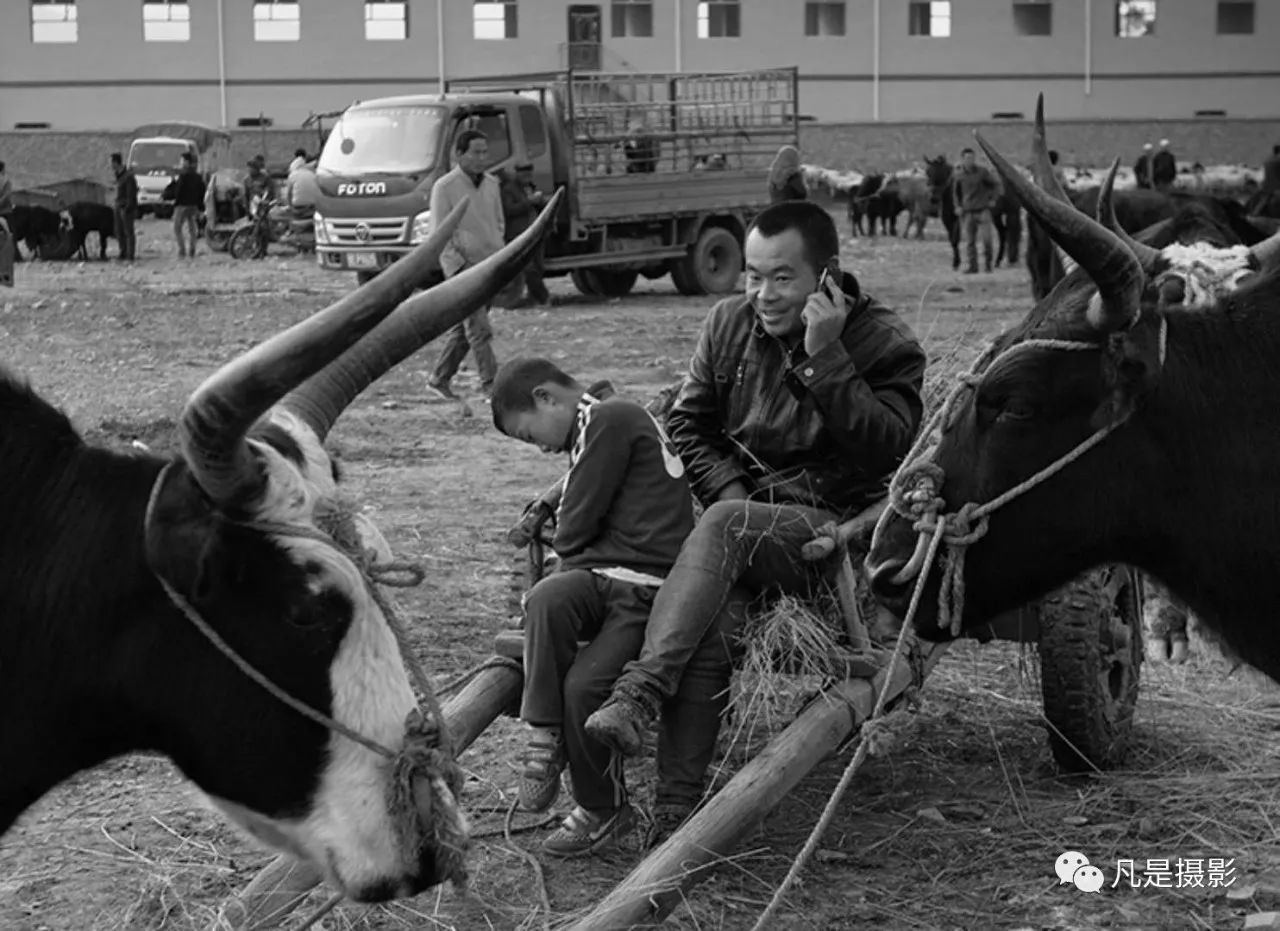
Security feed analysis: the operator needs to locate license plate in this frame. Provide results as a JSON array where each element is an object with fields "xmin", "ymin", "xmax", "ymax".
[{"xmin": 347, "ymin": 252, "xmax": 378, "ymax": 269}]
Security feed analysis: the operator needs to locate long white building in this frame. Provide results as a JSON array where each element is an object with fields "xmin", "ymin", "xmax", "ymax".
[{"xmin": 1, "ymin": 0, "xmax": 1276, "ymax": 131}]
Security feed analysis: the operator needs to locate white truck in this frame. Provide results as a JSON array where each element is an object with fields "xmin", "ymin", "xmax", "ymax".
[{"xmin": 127, "ymin": 122, "xmax": 231, "ymax": 218}]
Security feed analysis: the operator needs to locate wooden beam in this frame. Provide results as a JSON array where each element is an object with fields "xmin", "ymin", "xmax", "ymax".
[
  {"xmin": 215, "ymin": 659, "xmax": 523, "ymax": 929},
  {"xmin": 565, "ymin": 638, "xmax": 947, "ymax": 931}
]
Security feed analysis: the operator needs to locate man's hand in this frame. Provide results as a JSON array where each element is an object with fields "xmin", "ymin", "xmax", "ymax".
[
  {"xmin": 717, "ymin": 481, "xmax": 751, "ymax": 502},
  {"xmin": 800, "ymin": 275, "xmax": 850, "ymax": 358}
]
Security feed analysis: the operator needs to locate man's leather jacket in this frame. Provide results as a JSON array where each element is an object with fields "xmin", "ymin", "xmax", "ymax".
[{"xmin": 667, "ymin": 271, "xmax": 927, "ymax": 519}]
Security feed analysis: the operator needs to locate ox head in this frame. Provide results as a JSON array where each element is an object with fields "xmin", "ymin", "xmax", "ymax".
[
  {"xmin": 865, "ymin": 99, "xmax": 1280, "ymax": 640},
  {"xmin": 140, "ymin": 191, "xmax": 562, "ymax": 900}
]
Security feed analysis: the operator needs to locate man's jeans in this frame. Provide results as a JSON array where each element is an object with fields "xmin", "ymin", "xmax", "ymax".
[
  {"xmin": 114, "ymin": 206, "xmax": 137, "ymax": 260},
  {"xmin": 173, "ymin": 205, "xmax": 200, "ymax": 256},
  {"xmin": 428, "ymin": 303, "xmax": 498, "ymax": 391},
  {"xmin": 961, "ymin": 208, "xmax": 994, "ymax": 269},
  {"xmin": 615, "ymin": 499, "xmax": 839, "ymax": 706}
]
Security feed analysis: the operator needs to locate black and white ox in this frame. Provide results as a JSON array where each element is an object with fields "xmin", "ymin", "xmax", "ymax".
[
  {"xmin": 0, "ymin": 193, "xmax": 560, "ymax": 900},
  {"xmin": 864, "ymin": 118, "xmax": 1280, "ymax": 684}
]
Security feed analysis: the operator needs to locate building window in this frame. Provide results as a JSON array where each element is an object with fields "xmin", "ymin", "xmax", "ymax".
[
  {"xmin": 254, "ymin": 0, "xmax": 299, "ymax": 41},
  {"xmin": 1012, "ymin": 0, "xmax": 1051, "ymax": 35},
  {"xmin": 474, "ymin": 1, "xmax": 517, "ymax": 39},
  {"xmin": 611, "ymin": 0, "xmax": 653, "ymax": 37},
  {"xmin": 365, "ymin": 0, "xmax": 406, "ymax": 40},
  {"xmin": 143, "ymin": 0, "xmax": 189, "ymax": 42},
  {"xmin": 1115, "ymin": 0, "xmax": 1155, "ymax": 37},
  {"xmin": 696, "ymin": 0, "xmax": 740, "ymax": 38},
  {"xmin": 908, "ymin": 1, "xmax": 951, "ymax": 36},
  {"xmin": 804, "ymin": 1, "xmax": 845, "ymax": 36},
  {"xmin": 31, "ymin": 0, "xmax": 77, "ymax": 43},
  {"xmin": 1216, "ymin": 1, "xmax": 1254, "ymax": 34}
]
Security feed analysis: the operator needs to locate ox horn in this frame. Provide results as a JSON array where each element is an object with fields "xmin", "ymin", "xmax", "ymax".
[
  {"xmin": 282, "ymin": 189, "xmax": 565, "ymax": 441},
  {"xmin": 179, "ymin": 199, "xmax": 473, "ymax": 509},
  {"xmin": 1250, "ymin": 230, "xmax": 1280, "ymax": 274},
  {"xmin": 1097, "ymin": 157, "xmax": 1163, "ymax": 275},
  {"xmin": 1030, "ymin": 94, "xmax": 1072, "ymax": 206},
  {"xmin": 975, "ymin": 130, "xmax": 1144, "ymax": 332}
]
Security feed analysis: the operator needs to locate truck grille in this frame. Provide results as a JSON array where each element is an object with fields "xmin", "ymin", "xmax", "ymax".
[{"xmin": 326, "ymin": 217, "xmax": 408, "ymax": 246}]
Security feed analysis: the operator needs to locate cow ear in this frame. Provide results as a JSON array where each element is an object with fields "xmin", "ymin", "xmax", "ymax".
[
  {"xmin": 1091, "ymin": 317, "xmax": 1163, "ymax": 428},
  {"xmin": 144, "ymin": 462, "xmax": 224, "ymax": 603}
]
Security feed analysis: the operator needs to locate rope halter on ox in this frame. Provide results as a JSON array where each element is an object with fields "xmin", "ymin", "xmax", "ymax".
[
  {"xmin": 143, "ymin": 462, "xmax": 470, "ymax": 888},
  {"xmin": 869, "ymin": 315, "xmax": 1167, "ymax": 638}
]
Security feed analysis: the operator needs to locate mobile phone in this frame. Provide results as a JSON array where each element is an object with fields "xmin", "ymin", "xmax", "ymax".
[{"xmin": 818, "ymin": 259, "xmax": 840, "ymax": 295}]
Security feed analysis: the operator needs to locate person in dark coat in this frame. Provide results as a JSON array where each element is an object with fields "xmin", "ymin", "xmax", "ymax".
[
  {"xmin": 171, "ymin": 152, "xmax": 207, "ymax": 258},
  {"xmin": 1152, "ymin": 139, "xmax": 1177, "ymax": 193},
  {"xmin": 1133, "ymin": 143, "xmax": 1154, "ymax": 190},
  {"xmin": 110, "ymin": 152, "xmax": 139, "ymax": 261},
  {"xmin": 499, "ymin": 163, "xmax": 551, "ymax": 307}
]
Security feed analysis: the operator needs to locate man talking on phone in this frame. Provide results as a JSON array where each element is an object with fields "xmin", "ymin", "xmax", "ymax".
[{"xmin": 585, "ymin": 199, "xmax": 927, "ymax": 839}]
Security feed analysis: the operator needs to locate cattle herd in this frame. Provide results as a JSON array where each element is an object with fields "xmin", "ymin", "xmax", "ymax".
[
  {"xmin": 4, "ymin": 92, "xmax": 1280, "ymax": 919},
  {"xmin": 8, "ymin": 200, "xmax": 115, "ymax": 262}
]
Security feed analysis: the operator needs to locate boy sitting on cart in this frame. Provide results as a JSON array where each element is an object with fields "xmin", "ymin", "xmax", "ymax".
[{"xmin": 493, "ymin": 357, "xmax": 725, "ymax": 856}]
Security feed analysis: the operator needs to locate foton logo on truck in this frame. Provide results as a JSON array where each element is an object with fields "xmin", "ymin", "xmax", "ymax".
[{"xmin": 337, "ymin": 181, "xmax": 387, "ymax": 196}]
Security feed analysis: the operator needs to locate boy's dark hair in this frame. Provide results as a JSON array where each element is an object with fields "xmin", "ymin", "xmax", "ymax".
[
  {"xmin": 747, "ymin": 200, "xmax": 840, "ymax": 274},
  {"xmin": 455, "ymin": 129, "xmax": 487, "ymax": 156},
  {"xmin": 490, "ymin": 357, "xmax": 578, "ymax": 433}
]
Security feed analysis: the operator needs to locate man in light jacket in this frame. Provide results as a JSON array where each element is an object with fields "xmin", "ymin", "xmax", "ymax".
[{"xmin": 426, "ymin": 130, "xmax": 505, "ymax": 400}]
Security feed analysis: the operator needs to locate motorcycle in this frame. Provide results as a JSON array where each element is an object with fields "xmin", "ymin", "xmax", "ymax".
[{"xmin": 227, "ymin": 196, "xmax": 315, "ymax": 259}]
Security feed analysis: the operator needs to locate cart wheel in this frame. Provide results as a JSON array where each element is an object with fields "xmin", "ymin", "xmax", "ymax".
[
  {"xmin": 1037, "ymin": 565, "xmax": 1143, "ymax": 773},
  {"xmin": 228, "ymin": 227, "xmax": 264, "ymax": 260}
]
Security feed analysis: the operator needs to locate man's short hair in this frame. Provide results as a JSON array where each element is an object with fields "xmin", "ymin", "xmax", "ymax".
[
  {"xmin": 294, "ymin": 148, "xmax": 307, "ymax": 158},
  {"xmin": 0, "ymin": 161, "xmax": 5, "ymax": 172},
  {"xmin": 110, "ymin": 152, "xmax": 123, "ymax": 165},
  {"xmin": 455, "ymin": 129, "xmax": 487, "ymax": 156},
  {"xmin": 490, "ymin": 357, "xmax": 577, "ymax": 432},
  {"xmin": 1048, "ymin": 149, "xmax": 1060, "ymax": 165},
  {"xmin": 1273, "ymin": 144, "xmax": 1280, "ymax": 155},
  {"xmin": 747, "ymin": 200, "xmax": 840, "ymax": 274},
  {"xmin": 960, "ymin": 147, "xmax": 975, "ymax": 157},
  {"xmin": 181, "ymin": 151, "xmax": 195, "ymax": 164}
]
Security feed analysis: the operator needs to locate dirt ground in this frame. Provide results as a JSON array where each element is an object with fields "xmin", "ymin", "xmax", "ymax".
[{"xmin": 3, "ymin": 214, "xmax": 1280, "ymax": 931}]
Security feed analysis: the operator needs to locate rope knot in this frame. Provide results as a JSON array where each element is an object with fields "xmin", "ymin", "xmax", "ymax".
[{"xmin": 942, "ymin": 501, "xmax": 989, "ymax": 546}]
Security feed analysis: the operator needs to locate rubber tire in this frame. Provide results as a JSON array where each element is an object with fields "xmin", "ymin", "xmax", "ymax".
[
  {"xmin": 228, "ymin": 227, "xmax": 265, "ymax": 260},
  {"xmin": 586, "ymin": 268, "xmax": 638, "ymax": 297},
  {"xmin": 206, "ymin": 230, "xmax": 232, "ymax": 253},
  {"xmin": 1037, "ymin": 566, "xmax": 1144, "ymax": 773},
  {"xmin": 570, "ymin": 267, "xmax": 604, "ymax": 297},
  {"xmin": 679, "ymin": 225, "xmax": 743, "ymax": 295},
  {"xmin": 669, "ymin": 256, "xmax": 703, "ymax": 296}
]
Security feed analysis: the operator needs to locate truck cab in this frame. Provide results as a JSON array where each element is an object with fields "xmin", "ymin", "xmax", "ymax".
[
  {"xmin": 128, "ymin": 123, "xmax": 232, "ymax": 219},
  {"xmin": 313, "ymin": 69, "xmax": 798, "ymax": 294},
  {"xmin": 313, "ymin": 93, "xmax": 557, "ymax": 284}
]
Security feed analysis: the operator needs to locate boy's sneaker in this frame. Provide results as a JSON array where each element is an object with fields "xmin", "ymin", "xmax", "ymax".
[
  {"xmin": 541, "ymin": 804, "xmax": 637, "ymax": 858},
  {"xmin": 518, "ymin": 726, "xmax": 566, "ymax": 813},
  {"xmin": 584, "ymin": 692, "xmax": 653, "ymax": 757}
]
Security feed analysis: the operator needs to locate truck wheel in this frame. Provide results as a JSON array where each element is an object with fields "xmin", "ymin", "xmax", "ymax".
[
  {"xmin": 680, "ymin": 226, "xmax": 743, "ymax": 295},
  {"xmin": 586, "ymin": 268, "xmax": 638, "ymax": 297},
  {"xmin": 669, "ymin": 257, "xmax": 703, "ymax": 296},
  {"xmin": 570, "ymin": 268, "xmax": 604, "ymax": 297},
  {"xmin": 1037, "ymin": 566, "xmax": 1143, "ymax": 773}
]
